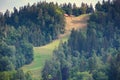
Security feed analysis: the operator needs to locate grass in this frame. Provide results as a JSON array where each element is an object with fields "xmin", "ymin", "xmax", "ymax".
[
  {"xmin": 22, "ymin": 35, "xmax": 69, "ymax": 80},
  {"xmin": 22, "ymin": 14, "xmax": 89, "ymax": 80}
]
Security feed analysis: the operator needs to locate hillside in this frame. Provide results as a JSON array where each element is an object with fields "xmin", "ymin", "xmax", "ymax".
[
  {"xmin": 59, "ymin": 14, "xmax": 89, "ymax": 38},
  {"xmin": 22, "ymin": 14, "xmax": 89, "ymax": 79},
  {"xmin": 1, "ymin": 0, "xmax": 120, "ymax": 80},
  {"xmin": 42, "ymin": 1, "xmax": 120, "ymax": 80}
]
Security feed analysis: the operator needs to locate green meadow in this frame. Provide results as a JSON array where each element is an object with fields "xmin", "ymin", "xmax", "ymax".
[
  {"xmin": 22, "ymin": 14, "xmax": 88, "ymax": 79},
  {"xmin": 22, "ymin": 35, "xmax": 69, "ymax": 79}
]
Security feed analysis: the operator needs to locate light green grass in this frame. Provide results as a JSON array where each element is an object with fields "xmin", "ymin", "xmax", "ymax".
[
  {"xmin": 22, "ymin": 35, "xmax": 69, "ymax": 79},
  {"xmin": 22, "ymin": 14, "xmax": 89, "ymax": 80}
]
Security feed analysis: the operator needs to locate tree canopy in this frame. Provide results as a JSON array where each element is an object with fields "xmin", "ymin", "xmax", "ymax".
[{"xmin": 42, "ymin": 0, "xmax": 120, "ymax": 80}]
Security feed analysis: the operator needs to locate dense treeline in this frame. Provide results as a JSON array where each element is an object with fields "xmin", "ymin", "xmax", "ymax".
[
  {"xmin": 0, "ymin": 40, "xmax": 33, "ymax": 69},
  {"xmin": 1, "ymin": 2, "xmax": 94, "ymax": 46},
  {"xmin": 42, "ymin": 0, "xmax": 120, "ymax": 80},
  {"xmin": 0, "ymin": 1, "xmax": 66, "ymax": 73},
  {"xmin": 0, "ymin": 41, "xmax": 33, "ymax": 79},
  {"xmin": 0, "ymin": 2, "xmax": 65, "ymax": 79},
  {"xmin": 61, "ymin": 3, "xmax": 94, "ymax": 16},
  {"xmin": 1, "ymin": 2, "xmax": 65, "ymax": 46},
  {"xmin": 0, "ymin": 1, "xmax": 64, "ymax": 80},
  {"xmin": 0, "ymin": 1, "xmax": 95, "ymax": 79}
]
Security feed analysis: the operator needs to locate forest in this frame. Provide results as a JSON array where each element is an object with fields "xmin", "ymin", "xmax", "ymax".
[
  {"xmin": 42, "ymin": 0, "xmax": 120, "ymax": 80},
  {"xmin": 0, "ymin": 0, "xmax": 120, "ymax": 80}
]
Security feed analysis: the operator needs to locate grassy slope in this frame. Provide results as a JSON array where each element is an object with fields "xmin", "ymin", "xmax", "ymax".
[
  {"xmin": 22, "ymin": 14, "xmax": 89, "ymax": 79},
  {"xmin": 22, "ymin": 36, "xmax": 68, "ymax": 79}
]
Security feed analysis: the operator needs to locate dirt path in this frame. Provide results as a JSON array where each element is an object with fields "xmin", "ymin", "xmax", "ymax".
[
  {"xmin": 59, "ymin": 14, "xmax": 89, "ymax": 38},
  {"xmin": 22, "ymin": 14, "xmax": 89, "ymax": 80}
]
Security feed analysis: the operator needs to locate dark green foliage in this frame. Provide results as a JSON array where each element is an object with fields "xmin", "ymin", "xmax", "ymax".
[
  {"xmin": 0, "ymin": 2, "xmax": 94, "ymax": 47},
  {"xmin": 42, "ymin": 43, "xmax": 71, "ymax": 80},
  {"xmin": 0, "ymin": 1, "xmax": 66, "ymax": 80},
  {"xmin": 0, "ymin": 26, "xmax": 33, "ymax": 76},
  {"xmin": 16, "ymin": 41, "xmax": 33, "ymax": 64},
  {"xmin": 3, "ymin": 2, "xmax": 65, "ymax": 46},
  {"xmin": 0, "ymin": 41, "xmax": 33, "ymax": 71},
  {"xmin": 0, "ymin": 42, "xmax": 15, "ymax": 71},
  {"xmin": 42, "ymin": 59, "xmax": 62, "ymax": 80},
  {"xmin": 61, "ymin": 3, "xmax": 94, "ymax": 16},
  {"xmin": 108, "ymin": 53, "xmax": 120, "ymax": 80},
  {"xmin": 62, "ymin": 3, "xmax": 73, "ymax": 15},
  {"xmin": 42, "ymin": 0, "xmax": 120, "ymax": 80},
  {"xmin": 0, "ymin": 57, "xmax": 14, "ymax": 71},
  {"xmin": 0, "ymin": 0, "xmax": 120, "ymax": 80},
  {"xmin": 15, "ymin": 41, "xmax": 33, "ymax": 68}
]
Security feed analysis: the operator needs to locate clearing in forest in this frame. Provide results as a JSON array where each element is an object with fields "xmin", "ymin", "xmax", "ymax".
[
  {"xmin": 59, "ymin": 14, "xmax": 89, "ymax": 38},
  {"xmin": 22, "ymin": 14, "xmax": 89, "ymax": 79}
]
